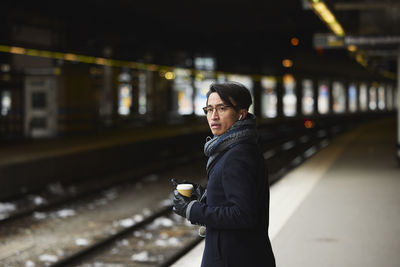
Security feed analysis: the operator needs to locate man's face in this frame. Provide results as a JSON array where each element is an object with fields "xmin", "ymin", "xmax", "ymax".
[{"xmin": 206, "ymin": 92, "xmax": 239, "ymax": 136}]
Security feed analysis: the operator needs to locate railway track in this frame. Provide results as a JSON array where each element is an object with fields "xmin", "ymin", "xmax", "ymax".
[
  {"xmin": 51, "ymin": 206, "xmax": 203, "ymax": 267},
  {"xmin": 0, "ymin": 149, "xmax": 203, "ymax": 225}
]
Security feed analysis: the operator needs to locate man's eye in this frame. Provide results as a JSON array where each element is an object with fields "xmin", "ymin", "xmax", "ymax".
[
  {"xmin": 219, "ymin": 107, "xmax": 226, "ymax": 111},
  {"xmin": 207, "ymin": 108, "xmax": 213, "ymax": 113}
]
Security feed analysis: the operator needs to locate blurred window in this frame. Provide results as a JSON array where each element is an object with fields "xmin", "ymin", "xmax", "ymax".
[
  {"xmin": 302, "ymin": 79, "xmax": 314, "ymax": 115},
  {"xmin": 359, "ymin": 83, "xmax": 368, "ymax": 111},
  {"xmin": 174, "ymin": 69, "xmax": 193, "ymax": 115},
  {"xmin": 118, "ymin": 84, "xmax": 132, "ymax": 115},
  {"xmin": 261, "ymin": 76, "xmax": 277, "ymax": 118},
  {"xmin": 348, "ymin": 83, "xmax": 357, "ymax": 113},
  {"xmin": 318, "ymin": 81, "xmax": 329, "ymax": 114},
  {"xmin": 138, "ymin": 72, "xmax": 147, "ymax": 115},
  {"xmin": 194, "ymin": 76, "xmax": 216, "ymax": 116},
  {"xmin": 332, "ymin": 81, "xmax": 346, "ymax": 113},
  {"xmin": 283, "ymin": 74, "xmax": 296, "ymax": 117},
  {"xmin": 1, "ymin": 90, "xmax": 11, "ymax": 116},
  {"xmin": 369, "ymin": 86, "xmax": 377, "ymax": 110},
  {"xmin": 378, "ymin": 85, "xmax": 385, "ymax": 110},
  {"xmin": 194, "ymin": 57, "xmax": 215, "ymax": 71},
  {"xmin": 194, "ymin": 57, "xmax": 216, "ymax": 116}
]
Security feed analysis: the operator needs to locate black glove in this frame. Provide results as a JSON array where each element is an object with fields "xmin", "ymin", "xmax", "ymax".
[
  {"xmin": 172, "ymin": 189, "xmax": 192, "ymax": 218},
  {"xmin": 192, "ymin": 183, "xmax": 206, "ymax": 202}
]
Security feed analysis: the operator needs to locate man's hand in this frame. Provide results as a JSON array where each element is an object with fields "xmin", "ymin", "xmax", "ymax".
[{"xmin": 173, "ymin": 189, "xmax": 193, "ymax": 218}]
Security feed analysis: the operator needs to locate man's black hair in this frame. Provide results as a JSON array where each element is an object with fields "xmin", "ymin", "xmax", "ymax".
[{"xmin": 206, "ymin": 82, "xmax": 252, "ymax": 111}]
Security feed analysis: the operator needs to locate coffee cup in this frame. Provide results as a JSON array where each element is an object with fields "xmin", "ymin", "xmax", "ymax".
[{"xmin": 176, "ymin": 184, "xmax": 193, "ymax": 198}]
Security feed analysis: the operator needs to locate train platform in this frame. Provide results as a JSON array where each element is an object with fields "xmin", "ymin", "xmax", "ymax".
[{"xmin": 173, "ymin": 117, "xmax": 400, "ymax": 267}]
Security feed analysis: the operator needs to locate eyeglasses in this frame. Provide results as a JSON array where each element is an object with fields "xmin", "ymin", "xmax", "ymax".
[{"xmin": 202, "ymin": 104, "xmax": 233, "ymax": 115}]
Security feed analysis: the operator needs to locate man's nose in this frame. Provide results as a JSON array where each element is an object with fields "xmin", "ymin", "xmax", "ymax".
[{"xmin": 211, "ymin": 109, "xmax": 219, "ymax": 119}]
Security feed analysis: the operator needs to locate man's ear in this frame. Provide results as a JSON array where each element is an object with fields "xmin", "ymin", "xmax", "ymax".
[{"xmin": 240, "ymin": 109, "xmax": 248, "ymax": 120}]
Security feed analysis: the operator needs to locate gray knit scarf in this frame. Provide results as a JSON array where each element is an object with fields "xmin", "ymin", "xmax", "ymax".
[{"xmin": 204, "ymin": 113, "xmax": 258, "ymax": 171}]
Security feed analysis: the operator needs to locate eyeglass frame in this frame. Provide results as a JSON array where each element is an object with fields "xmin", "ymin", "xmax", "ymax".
[{"xmin": 202, "ymin": 104, "xmax": 236, "ymax": 115}]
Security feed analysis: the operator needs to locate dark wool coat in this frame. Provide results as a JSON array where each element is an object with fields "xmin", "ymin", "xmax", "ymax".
[{"xmin": 189, "ymin": 141, "xmax": 276, "ymax": 267}]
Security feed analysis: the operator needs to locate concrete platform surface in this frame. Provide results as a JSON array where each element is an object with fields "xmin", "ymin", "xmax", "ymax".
[{"xmin": 173, "ymin": 118, "xmax": 400, "ymax": 267}]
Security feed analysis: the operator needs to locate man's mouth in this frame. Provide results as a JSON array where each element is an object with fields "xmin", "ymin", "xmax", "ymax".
[{"xmin": 211, "ymin": 123, "xmax": 221, "ymax": 129}]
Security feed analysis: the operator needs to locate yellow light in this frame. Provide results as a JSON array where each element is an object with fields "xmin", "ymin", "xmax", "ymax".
[
  {"xmin": 329, "ymin": 23, "xmax": 345, "ymax": 36},
  {"xmin": 195, "ymin": 72, "xmax": 204, "ymax": 81},
  {"xmin": 290, "ymin": 37, "xmax": 299, "ymax": 46},
  {"xmin": 25, "ymin": 49, "xmax": 39, "ymax": 56},
  {"xmin": 64, "ymin": 53, "xmax": 78, "ymax": 61},
  {"xmin": 282, "ymin": 59, "xmax": 293, "ymax": 68},
  {"xmin": 313, "ymin": 3, "xmax": 335, "ymax": 23},
  {"xmin": 39, "ymin": 50, "xmax": 53, "ymax": 58},
  {"xmin": 95, "ymin": 57, "xmax": 107, "ymax": 65},
  {"xmin": 311, "ymin": 1, "xmax": 345, "ymax": 36},
  {"xmin": 283, "ymin": 74, "xmax": 294, "ymax": 83},
  {"xmin": 77, "ymin": 55, "xmax": 94, "ymax": 64},
  {"xmin": 53, "ymin": 52, "xmax": 64, "ymax": 59},
  {"xmin": 0, "ymin": 45, "xmax": 10, "ymax": 52},
  {"xmin": 347, "ymin": 45, "xmax": 357, "ymax": 52},
  {"xmin": 165, "ymin": 71, "xmax": 175, "ymax": 80},
  {"xmin": 10, "ymin": 46, "xmax": 26, "ymax": 54}
]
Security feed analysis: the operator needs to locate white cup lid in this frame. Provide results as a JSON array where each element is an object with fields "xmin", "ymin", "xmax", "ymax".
[{"xmin": 177, "ymin": 184, "xmax": 194, "ymax": 190}]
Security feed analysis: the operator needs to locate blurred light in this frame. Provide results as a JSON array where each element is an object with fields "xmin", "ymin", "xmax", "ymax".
[
  {"xmin": 0, "ymin": 45, "xmax": 9, "ymax": 52},
  {"xmin": 290, "ymin": 37, "xmax": 299, "ymax": 46},
  {"xmin": 64, "ymin": 53, "xmax": 78, "ymax": 61},
  {"xmin": 165, "ymin": 71, "xmax": 175, "ymax": 80},
  {"xmin": 10, "ymin": 46, "xmax": 26, "ymax": 54},
  {"xmin": 304, "ymin": 119, "xmax": 315, "ymax": 128},
  {"xmin": 355, "ymin": 52, "xmax": 368, "ymax": 67},
  {"xmin": 53, "ymin": 52, "xmax": 64, "ymax": 59},
  {"xmin": 78, "ymin": 55, "xmax": 95, "ymax": 64},
  {"xmin": 195, "ymin": 72, "xmax": 205, "ymax": 81},
  {"xmin": 330, "ymin": 23, "xmax": 345, "ymax": 36},
  {"xmin": 310, "ymin": 1, "xmax": 345, "ymax": 36},
  {"xmin": 26, "ymin": 49, "xmax": 40, "ymax": 57},
  {"xmin": 0, "ymin": 64, "xmax": 10, "ymax": 72},
  {"xmin": 95, "ymin": 57, "xmax": 107, "ymax": 65},
  {"xmin": 118, "ymin": 84, "xmax": 132, "ymax": 115},
  {"xmin": 282, "ymin": 59, "xmax": 293, "ymax": 68},
  {"xmin": 39, "ymin": 50, "xmax": 53, "ymax": 58},
  {"xmin": 381, "ymin": 70, "xmax": 396, "ymax": 80},
  {"xmin": 1, "ymin": 91, "xmax": 11, "ymax": 116},
  {"xmin": 347, "ymin": 45, "xmax": 357, "ymax": 52},
  {"xmin": 283, "ymin": 74, "xmax": 295, "ymax": 83}
]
